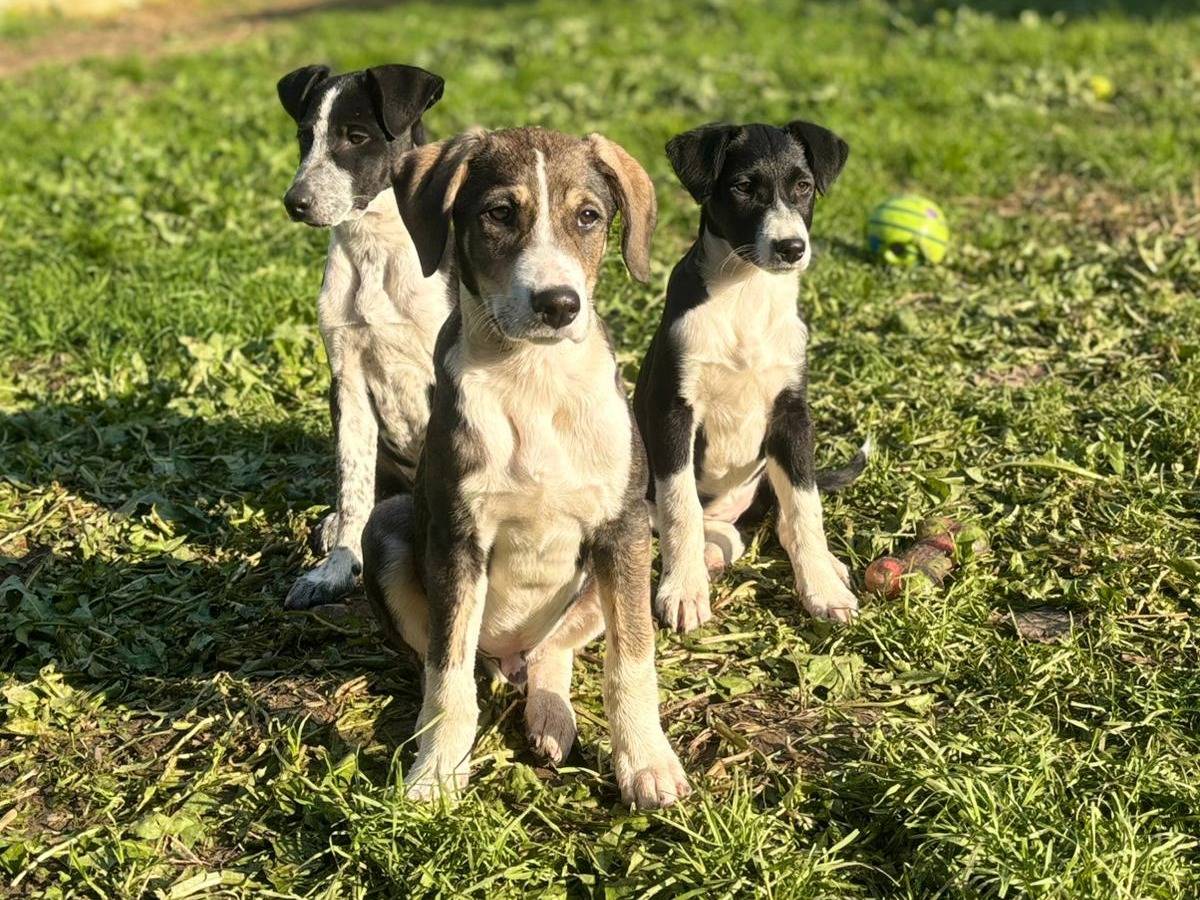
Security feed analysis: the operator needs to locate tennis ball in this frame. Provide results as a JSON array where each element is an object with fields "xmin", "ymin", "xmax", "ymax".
[
  {"xmin": 866, "ymin": 194, "xmax": 949, "ymax": 266},
  {"xmin": 1089, "ymin": 74, "xmax": 1115, "ymax": 101}
]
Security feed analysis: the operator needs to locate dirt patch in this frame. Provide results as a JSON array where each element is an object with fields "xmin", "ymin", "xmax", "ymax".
[
  {"xmin": 969, "ymin": 173, "xmax": 1200, "ymax": 244},
  {"xmin": 973, "ymin": 362, "xmax": 1050, "ymax": 388},
  {"xmin": 0, "ymin": 0, "xmax": 390, "ymax": 78}
]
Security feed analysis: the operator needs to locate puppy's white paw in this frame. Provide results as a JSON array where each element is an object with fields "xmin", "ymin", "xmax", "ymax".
[
  {"xmin": 525, "ymin": 689, "xmax": 577, "ymax": 765},
  {"xmin": 828, "ymin": 552, "xmax": 852, "ymax": 588},
  {"xmin": 404, "ymin": 755, "xmax": 469, "ymax": 803},
  {"xmin": 654, "ymin": 564, "xmax": 712, "ymax": 633},
  {"xmin": 614, "ymin": 740, "xmax": 692, "ymax": 810},
  {"xmin": 801, "ymin": 577, "xmax": 859, "ymax": 624},
  {"xmin": 285, "ymin": 548, "xmax": 360, "ymax": 610}
]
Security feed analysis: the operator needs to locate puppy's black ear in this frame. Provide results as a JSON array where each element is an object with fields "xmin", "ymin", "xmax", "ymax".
[
  {"xmin": 785, "ymin": 120, "xmax": 849, "ymax": 195},
  {"xmin": 665, "ymin": 123, "xmax": 739, "ymax": 203},
  {"xmin": 392, "ymin": 130, "xmax": 484, "ymax": 277},
  {"xmin": 277, "ymin": 64, "xmax": 331, "ymax": 123},
  {"xmin": 365, "ymin": 65, "xmax": 445, "ymax": 142}
]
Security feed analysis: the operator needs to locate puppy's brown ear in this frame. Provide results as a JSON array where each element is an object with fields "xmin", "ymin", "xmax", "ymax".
[
  {"xmin": 277, "ymin": 64, "xmax": 331, "ymax": 123},
  {"xmin": 588, "ymin": 135, "xmax": 657, "ymax": 284},
  {"xmin": 364, "ymin": 65, "xmax": 445, "ymax": 142},
  {"xmin": 785, "ymin": 120, "xmax": 849, "ymax": 195},
  {"xmin": 665, "ymin": 123, "xmax": 739, "ymax": 204},
  {"xmin": 392, "ymin": 130, "xmax": 484, "ymax": 278}
]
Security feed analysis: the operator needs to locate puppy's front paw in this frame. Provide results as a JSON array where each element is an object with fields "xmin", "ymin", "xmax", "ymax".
[
  {"xmin": 614, "ymin": 740, "xmax": 692, "ymax": 810},
  {"xmin": 654, "ymin": 564, "xmax": 712, "ymax": 633},
  {"xmin": 801, "ymin": 576, "xmax": 859, "ymax": 624},
  {"xmin": 826, "ymin": 553, "xmax": 851, "ymax": 588},
  {"xmin": 284, "ymin": 548, "xmax": 360, "ymax": 610},
  {"xmin": 404, "ymin": 755, "xmax": 469, "ymax": 803},
  {"xmin": 525, "ymin": 689, "xmax": 577, "ymax": 765}
]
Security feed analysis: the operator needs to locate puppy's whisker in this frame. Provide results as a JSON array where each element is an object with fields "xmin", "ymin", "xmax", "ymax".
[{"xmin": 716, "ymin": 244, "xmax": 758, "ymax": 280}]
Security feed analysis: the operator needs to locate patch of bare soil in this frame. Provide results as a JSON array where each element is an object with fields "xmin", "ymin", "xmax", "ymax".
[
  {"xmin": 969, "ymin": 173, "xmax": 1200, "ymax": 244},
  {"xmin": 0, "ymin": 0, "xmax": 397, "ymax": 78},
  {"xmin": 973, "ymin": 362, "xmax": 1051, "ymax": 388}
]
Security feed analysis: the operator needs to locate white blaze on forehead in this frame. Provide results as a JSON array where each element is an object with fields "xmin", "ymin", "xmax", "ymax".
[
  {"xmin": 298, "ymin": 83, "xmax": 340, "ymax": 173},
  {"xmin": 758, "ymin": 198, "xmax": 812, "ymax": 269},
  {"xmin": 534, "ymin": 149, "xmax": 553, "ymax": 244},
  {"xmin": 502, "ymin": 148, "xmax": 590, "ymax": 339},
  {"xmin": 290, "ymin": 83, "xmax": 356, "ymax": 225}
]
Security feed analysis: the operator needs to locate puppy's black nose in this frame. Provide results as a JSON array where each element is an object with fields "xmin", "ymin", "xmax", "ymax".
[
  {"xmin": 772, "ymin": 238, "xmax": 807, "ymax": 264},
  {"xmin": 284, "ymin": 187, "xmax": 313, "ymax": 220},
  {"xmin": 531, "ymin": 287, "xmax": 581, "ymax": 329}
]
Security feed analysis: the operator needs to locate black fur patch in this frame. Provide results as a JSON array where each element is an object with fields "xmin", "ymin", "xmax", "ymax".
[{"xmin": 632, "ymin": 242, "xmax": 710, "ymax": 499}]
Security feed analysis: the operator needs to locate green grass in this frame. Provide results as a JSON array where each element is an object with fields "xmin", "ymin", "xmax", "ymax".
[{"xmin": 2, "ymin": 0, "xmax": 1199, "ymax": 896}]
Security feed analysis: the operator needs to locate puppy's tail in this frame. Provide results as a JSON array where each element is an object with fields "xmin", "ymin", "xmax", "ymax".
[{"xmin": 816, "ymin": 437, "xmax": 872, "ymax": 493}]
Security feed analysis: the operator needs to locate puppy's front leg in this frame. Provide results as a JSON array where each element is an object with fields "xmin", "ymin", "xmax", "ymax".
[
  {"xmin": 286, "ymin": 358, "xmax": 376, "ymax": 609},
  {"xmin": 765, "ymin": 385, "xmax": 857, "ymax": 623},
  {"xmin": 650, "ymin": 400, "xmax": 711, "ymax": 632},
  {"xmin": 592, "ymin": 514, "xmax": 690, "ymax": 809},
  {"xmin": 406, "ymin": 535, "xmax": 488, "ymax": 801}
]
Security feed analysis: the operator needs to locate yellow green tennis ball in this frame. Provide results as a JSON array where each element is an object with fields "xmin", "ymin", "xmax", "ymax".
[{"xmin": 867, "ymin": 194, "xmax": 949, "ymax": 266}]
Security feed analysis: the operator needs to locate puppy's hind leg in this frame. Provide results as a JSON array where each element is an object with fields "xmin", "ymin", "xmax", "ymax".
[
  {"xmin": 362, "ymin": 495, "xmax": 429, "ymax": 658},
  {"xmin": 524, "ymin": 582, "xmax": 605, "ymax": 765},
  {"xmin": 702, "ymin": 519, "xmax": 746, "ymax": 576}
]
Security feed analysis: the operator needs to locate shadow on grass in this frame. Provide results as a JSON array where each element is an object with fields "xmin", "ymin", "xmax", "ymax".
[{"xmin": 0, "ymin": 389, "xmax": 332, "ymax": 552}]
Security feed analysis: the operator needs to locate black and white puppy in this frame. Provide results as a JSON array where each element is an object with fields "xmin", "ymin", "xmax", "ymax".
[
  {"xmin": 634, "ymin": 120, "xmax": 865, "ymax": 632},
  {"xmin": 361, "ymin": 127, "xmax": 691, "ymax": 809},
  {"xmin": 276, "ymin": 64, "xmax": 453, "ymax": 610}
]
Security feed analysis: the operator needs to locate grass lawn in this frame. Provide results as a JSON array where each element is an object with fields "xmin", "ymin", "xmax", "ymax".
[{"xmin": 2, "ymin": 0, "xmax": 1199, "ymax": 896}]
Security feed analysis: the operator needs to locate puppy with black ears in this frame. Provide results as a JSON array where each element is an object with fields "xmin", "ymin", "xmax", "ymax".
[
  {"xmin": 634, "ymin": 120, "xmax": 867, "ymax": 632},
  {"xmin": 276, "ymin": 63, "xmax": 453, "ymax": 610},
  {"xmin": 361, "ymin": 127, "xmax": 690, "ymax": 809}
]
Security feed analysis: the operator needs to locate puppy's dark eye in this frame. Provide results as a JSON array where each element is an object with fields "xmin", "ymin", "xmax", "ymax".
[
  {"xmin": 484, "ymin": 204, "xmax": 515, "ymax": 224},
  {"xmin": 795, "ymin": 180, "xmax": 814, "ymax": 196},
  {"xmin": 731, "ymin": 179, "xmax": 753, "ymax": 196},
  {"xmin": 577, "ymin": 207, "xmax": 601, "ymax": 229},
  {"xmin": 347, "ymin": 129, "xmax": 370, "ymax": 146}
]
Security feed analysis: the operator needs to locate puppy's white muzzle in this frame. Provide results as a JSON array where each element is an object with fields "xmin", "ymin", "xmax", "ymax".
[{"xmin": 757, "ymin": 201, "xmax": 813, "ymax": 272}]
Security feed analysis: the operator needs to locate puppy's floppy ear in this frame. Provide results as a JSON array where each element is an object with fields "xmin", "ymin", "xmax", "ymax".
[
  {"xmin": 785, "ymin": 120, "xmax": 849, "ymax": 195},
  {"xmin": 665, "ymin": 123, "xmax": 739, "ymax": 204},
  {"xmin": 588, "ymin": 135, "xmax": 657, "ymax": 283},
  {"xmin": 365, "ymin": 65, "xmax": 445, "ymax": 142},
  {"xmin": 392, "ymin": 129, "xmax": 484, "ymax": 277},
  {"xmin": 277, "ymin": 64, "xmax": 331, "ymax": 123}
]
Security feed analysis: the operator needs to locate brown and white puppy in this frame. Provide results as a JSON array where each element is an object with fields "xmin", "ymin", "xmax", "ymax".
[
  {"xmin": 634, "ymin": 121, "xmax": 866, "ymax": 632},
  {"xmin": 361, "ymin": 127, "xmax": 690, "ymax": 809}
]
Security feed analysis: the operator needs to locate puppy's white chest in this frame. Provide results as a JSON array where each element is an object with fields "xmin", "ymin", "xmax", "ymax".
[
  {"xmin": 456, "ymin": 357, "xmax": 631, "ymax": 656},
  {"xmin": 678, "ymin": 275, "xmax": 808, "ymax": 416},
  {"xmin": 460, "ymin": 370, "xmax": 632, "ymax": 533}
]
